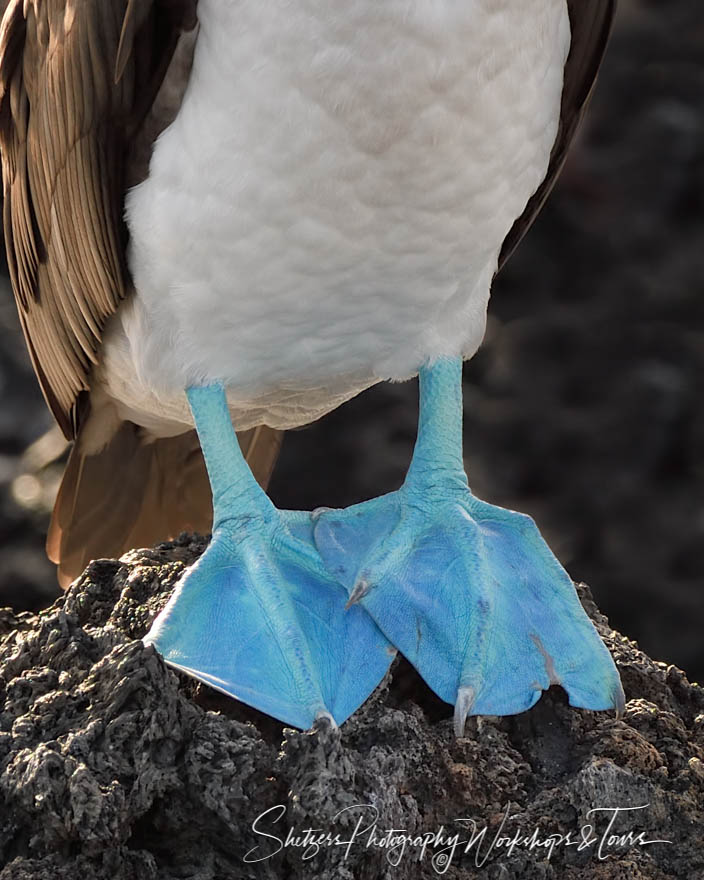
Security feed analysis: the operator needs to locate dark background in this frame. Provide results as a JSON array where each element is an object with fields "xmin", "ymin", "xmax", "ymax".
[{"xmin": 1, "ymin": 0, "xmax": 702, "ymax": 680}]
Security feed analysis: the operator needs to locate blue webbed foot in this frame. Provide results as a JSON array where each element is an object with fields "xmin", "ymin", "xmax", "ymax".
[
  {"xmin": 143, "ymin": 386, "xmax": 394, "ymax": 729},
  {"xmin": 313, "ymin": 490, "xmax": 624, "ymax": 732},
  {"xmin": 312, "ymin": 358, "xmax": 624, "ymax": 733},
  {"xmin": 145, "ymin": 509, "xmax": 393, "ymax": 729}
]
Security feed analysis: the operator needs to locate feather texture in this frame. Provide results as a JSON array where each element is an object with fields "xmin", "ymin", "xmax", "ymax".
[
  {"xmin": 47, "ymin": 422, "xmax": 282, "ymax": 587},
  {"xmin": 0, "ymin": 0, "xmax": 196, "ymax": 438},
  {"xmin": 0, "ymin": 0, "xmax": 615, "ymax": 584}
]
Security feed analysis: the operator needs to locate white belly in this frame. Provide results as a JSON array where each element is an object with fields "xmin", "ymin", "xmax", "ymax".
[{"xmin": 100, "ymin": 0, "xmax": 570, "ymax": 433}]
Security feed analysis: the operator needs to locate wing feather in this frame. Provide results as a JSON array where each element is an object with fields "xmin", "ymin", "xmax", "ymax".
[
  {"xmin": 0, "ymin": 0, "xmax": 196, "ymax": 438},
  {"xmin": 499, "ymin": 0, "xmax": 616, "ymax": 270}
]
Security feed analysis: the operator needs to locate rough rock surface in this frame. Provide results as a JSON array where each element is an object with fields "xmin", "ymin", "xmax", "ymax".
[
  {"xmin": 0, "ymin": 536, "xmax": 702, "ymax": 880},
  {"xmin": 1, "ymin": 0, "xmax": 703, "ymax": 683}
]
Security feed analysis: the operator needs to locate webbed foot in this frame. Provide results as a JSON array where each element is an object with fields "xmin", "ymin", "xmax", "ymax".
[
  {"xmin": 143, "ymin": 386, "xmax": 393, "ymax": 729},
  {"xmin": 312, "ymin": 358, "xmax": 624, "ymax": 733},
  {"xmin": 313, "ymin": 489, "xmax": 623, "ymax": 732}
]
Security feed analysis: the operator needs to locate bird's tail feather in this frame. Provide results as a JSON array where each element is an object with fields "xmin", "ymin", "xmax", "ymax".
[{"xmin": 47, "ymin": 421, "xmax": 283, "ymax": 588}]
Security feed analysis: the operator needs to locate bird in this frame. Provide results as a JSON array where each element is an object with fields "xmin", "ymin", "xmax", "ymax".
[{"xmin": 0, "ymin": 0, "xmax": 624, "ymax": 734}]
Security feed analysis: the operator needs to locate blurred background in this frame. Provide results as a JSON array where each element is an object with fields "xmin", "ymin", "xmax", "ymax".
[{"xmin": 0, "ymin": 0, "xmax": 702, "ymax": 680}]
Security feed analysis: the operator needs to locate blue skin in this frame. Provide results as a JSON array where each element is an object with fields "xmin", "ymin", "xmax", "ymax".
[
  {"xmin": 143, "ymin": 385, "xmax": 395, "ymax": 729},
  {"xmin": 144, "ymin": 357, "xmax": 624, "ymax": 732}
]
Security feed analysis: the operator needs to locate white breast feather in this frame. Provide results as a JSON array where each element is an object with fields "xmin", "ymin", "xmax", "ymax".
[{"xmin": 99, "ymin": 0, "xmax": 570, "ymax": 434}]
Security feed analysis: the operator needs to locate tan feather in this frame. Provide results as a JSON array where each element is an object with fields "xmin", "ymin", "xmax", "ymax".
[{"xmin": 48, "ymin": 423, "xmax": 284, "ymax": 589}]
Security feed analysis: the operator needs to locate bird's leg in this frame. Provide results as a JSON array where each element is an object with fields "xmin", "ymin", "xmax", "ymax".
[
  {"xmin": 313, "ymin": 357, "xmax": 624, "ymax": 734},
  {"xmin": 143, "ymin": 383, "xmax": 393, "ymax": 729}
]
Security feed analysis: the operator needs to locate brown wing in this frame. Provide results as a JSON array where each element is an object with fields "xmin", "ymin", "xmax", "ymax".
[
  {"xmin": 498, "ymin": 0, "xmax": 616, "ymax": 271},
  {"xmin": 0, "ymin": 0, "xmax": 196, "ymax": 439}
]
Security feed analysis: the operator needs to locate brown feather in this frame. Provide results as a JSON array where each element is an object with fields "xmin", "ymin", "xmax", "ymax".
[
  {"xmin": 48, "ymin": 424, "xmax": 284, "ymax": 588},
  {"xmin": 0, "ymin": 0, "xmax": 197, "ymax": 439},
  {"xmin": 498, "ymin": 0, "xmax": 616, "ymax": 270}
]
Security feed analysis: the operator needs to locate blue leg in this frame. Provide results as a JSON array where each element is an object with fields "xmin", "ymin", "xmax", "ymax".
[
  {"xmin": 143, "ymin": 384, "xmax": 394, "ymax": 729},
  {"xmin": 313, "ymin": 358, "xmax": 625, "ymax": 734}
]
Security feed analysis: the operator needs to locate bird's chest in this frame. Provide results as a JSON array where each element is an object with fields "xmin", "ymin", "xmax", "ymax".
[{"xmin": 119, "ymin": 0, "xmax": 568, "ymax": 425}]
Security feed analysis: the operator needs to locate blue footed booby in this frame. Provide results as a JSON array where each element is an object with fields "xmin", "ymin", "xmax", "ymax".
[{"xmin": 0, "ymin": 0, "xmax": 624, "ymax": 732}]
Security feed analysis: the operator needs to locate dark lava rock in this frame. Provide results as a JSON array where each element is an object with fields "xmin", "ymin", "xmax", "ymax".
[{"xmin": 0, "ymin": 536, "xmax": 702, "ymax": 879}]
